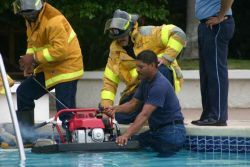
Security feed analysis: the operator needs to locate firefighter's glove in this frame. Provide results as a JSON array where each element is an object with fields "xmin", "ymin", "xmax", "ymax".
[{"xmin": 19, "ymin": 54, "xmax": 37, "ymax": 77}]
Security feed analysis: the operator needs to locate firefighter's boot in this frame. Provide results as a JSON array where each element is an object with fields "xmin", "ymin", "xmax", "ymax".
[{"xmin": 16, "ymin": 109, "xmax": 36, "ymax": 145}]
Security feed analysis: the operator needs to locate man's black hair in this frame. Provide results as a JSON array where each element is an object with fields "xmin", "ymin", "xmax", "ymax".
[{"xmin": 136, "ymin": 50, "xmax": 158, "ymax": 66}]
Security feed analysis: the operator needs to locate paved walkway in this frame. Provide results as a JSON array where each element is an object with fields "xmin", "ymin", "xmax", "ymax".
[
  {"xmin": 182, "ymin": 108, "xmax": 250, "ymax": 121},
  {"xmin": 182, "ymin": 108, "xmax": 250, "ymax": 136},
  {"xmin": 50, "ymin": 108, "xmax": 250, "ymax": 121}
]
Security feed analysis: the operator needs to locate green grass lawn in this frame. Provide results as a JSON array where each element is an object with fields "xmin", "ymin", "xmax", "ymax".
[{"xmin": 178, "ymin": 59, "xmax": 250, "ymax": 70}]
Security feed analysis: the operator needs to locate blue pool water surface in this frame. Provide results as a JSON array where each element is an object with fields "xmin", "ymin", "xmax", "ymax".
[{"xmin": 1, "ymin": 149, "xmax": 250, "ymax": 167}]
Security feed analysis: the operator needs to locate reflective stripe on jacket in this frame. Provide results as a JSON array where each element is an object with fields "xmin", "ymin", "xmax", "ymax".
[
  {"xmin": 25, "ymin": 3, "xmax": 84, "ymax": 88},
  {"xmin": 101, "ymin": 24, "xmax": 186, "ymax": 107}
]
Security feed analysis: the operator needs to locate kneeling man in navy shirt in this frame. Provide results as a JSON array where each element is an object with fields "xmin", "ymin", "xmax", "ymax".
[{"xmin": 104, "ymin": 50, "xmax": 186, "ymax": 155}]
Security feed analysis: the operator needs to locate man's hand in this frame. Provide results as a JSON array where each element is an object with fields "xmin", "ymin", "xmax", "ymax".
[
  {"xmin": 116, "ymin": 134, "xmax": 129, "ymax": 146},
  {"xmin": 24, "ymin": 65, "xmax": 34, "ymax": 77},
  {"xmin": 206, "ymin": 16, "xmax": 228, "ymax": 29},
  {"xmin": 103, "ymin": 106, "xmax": 118, "ymax": 118},
  {"xmin": 19, "ymin": 54, "xmax": 36, "ymax": 77}
]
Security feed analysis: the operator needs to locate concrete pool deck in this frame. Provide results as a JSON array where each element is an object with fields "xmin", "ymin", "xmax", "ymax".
[
  {"xmin": 115, "ymin": 108, "xmax": 250, "ymax": 138},
  {"xmin": 42, "ymin": 108, "xmax": 250, "ymax": 137},
  {"xmin": 1, "ymin": 108, "xmax": 249, "ymax": 137},
  {"xmin": 129, "ymin": 108, "xmax": 250, "ymax": 137},
  {"xmin": 182, "ymin": 108, "xmax": 250, "ymax": 137},
  {"xmin": 183, "ymin": 108, "xmax": 249, "ymax": 136}
]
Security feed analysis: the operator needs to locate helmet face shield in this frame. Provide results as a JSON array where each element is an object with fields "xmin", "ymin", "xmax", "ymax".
[
  {"xmin": 110, "ymin": 18, "xmax": 130, "ymax": 31},
  {"xmin": 104, "ymin": 9, "xmax": 139, "ymax": 39},
  {"xmin": 104, "ymin": 18, "xmax": 130, "ymax": 32},
  {"xmin": 104, "ymin": 18, "xmax": 132, "ymax": 39},
  {"xmin": 20, "ymin": 10, "xmax": 40, "ymax": 22},
  {"xmin": 109, "ymin": 28, "xmax": 127, "ymax": 38},
  {"xmin": 109, "ymin": 29, "xmax": 122, "ymax": 36}
]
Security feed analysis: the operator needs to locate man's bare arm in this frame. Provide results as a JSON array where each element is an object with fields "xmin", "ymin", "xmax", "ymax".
[
  {"xmin": 104, "ymin": 98, "xmax": 141, "ymax": 117},
  {"xmin": 218, "ymin": 0, "xmax": 234, "ymax": 20},
  {"xmin": 115, "ymin": 103, "xmax": 157, "ymax": 146},
  {"xmin": 123, "ymin": 104, "xmax": 156, "ymax": 137},
  {"xmin": 114, "ymin": 98, "xmax": 141, "ymax": 113},
  {"xmin": 206, "ymin": 0, "xmax": 234, "ymax": 28}
]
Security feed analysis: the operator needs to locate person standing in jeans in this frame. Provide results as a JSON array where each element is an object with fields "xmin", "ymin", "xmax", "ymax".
[{"xmin": 192, "ymin": 0, "xmax": 235, "ymax": 126}]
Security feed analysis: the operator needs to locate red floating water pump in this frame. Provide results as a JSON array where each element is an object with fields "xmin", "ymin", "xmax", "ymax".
[{"xmin": 53, "ymin": 108, "xmax": 120, "ymax": 144}]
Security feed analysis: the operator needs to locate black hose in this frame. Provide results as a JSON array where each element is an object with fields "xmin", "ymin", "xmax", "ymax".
[{"xmin": 33, "ymin": 121, "xmax": 48, "ymax": 129}]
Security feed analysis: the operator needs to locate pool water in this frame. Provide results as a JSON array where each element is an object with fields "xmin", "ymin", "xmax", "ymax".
[{"xmin": 1, "ymin": 149, "xmax": 250, "ymax": 167}]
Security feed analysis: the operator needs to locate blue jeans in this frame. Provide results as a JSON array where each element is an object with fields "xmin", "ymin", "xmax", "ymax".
[
  {"xmin": 16, "ymin": 72, "xmax": 78, "ymax": 122},
  {"xmin": 115, "ymin": 65, "xmax": 173, "ymax": 124},
  {"xmin": 138, "ymin": 124, "xmax": 186, "ymax": 154},
  {"xmin": 198, "ymin": 17, "xmax": 235, "ymax": 122}
]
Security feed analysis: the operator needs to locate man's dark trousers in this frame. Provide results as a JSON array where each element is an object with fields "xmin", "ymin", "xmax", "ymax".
[
  {"xmin": 198, "ymin": 17, "xmax": 235, "ymax": 122},
  {"xmin": 16, "ymin": 72, "xmax": 78, "ymax": 123}
]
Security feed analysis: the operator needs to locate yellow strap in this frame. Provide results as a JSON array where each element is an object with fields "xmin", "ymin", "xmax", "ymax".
[
  {"xmin": 68, "ymin": 30, "xmax": 76, "ymax": 43},
  {"xmin": 101, "ymin": 90, "xmax": 115, "ymax": 101},
  {"xmin": 104, "ymin": 67, "xmax": 119, "ymax": 84},
  {"xmin": 45, "ymin": 70, "xmax": 84, "ymax": 88},
  {"xmin": 26, "ymin": 48, "xmax": 35, "ymax": 54},
  {"xmin": 167, "ymin": 38, "xmax": 184, "ymax": 53},
  {"xmin": 170, "ymin": 65, "xmax": 181, "ymax": 93},
  {"xmin": 43, "ymin": 48, "xmax": 54, "ymax": 62},
  {"xmin": 129, "ymin": 68, "xmax": 138, "ymax": 78},
  {"xmin": 161, "ymin": 25, "xmax": 175, "ymax": 46}
]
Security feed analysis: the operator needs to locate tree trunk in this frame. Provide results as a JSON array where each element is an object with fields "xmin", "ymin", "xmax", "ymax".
[{"xmin": 182, "ymin": 0, "xmax": 199, "ymax": 59}]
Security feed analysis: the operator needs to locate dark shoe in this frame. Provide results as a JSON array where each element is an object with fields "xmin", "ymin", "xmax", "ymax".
[
  {"xmin": 191, "ymin": 119, "xmax": 201, "ymax": 124},
  {"xmin": 192, "ymin": 118, "xmax": 227, "ymax": 126}
]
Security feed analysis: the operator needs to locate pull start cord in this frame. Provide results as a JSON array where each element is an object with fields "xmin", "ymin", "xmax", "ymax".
[{"xmin": 31, "ymin": 75, "xmax": 69, "ymax": 109}]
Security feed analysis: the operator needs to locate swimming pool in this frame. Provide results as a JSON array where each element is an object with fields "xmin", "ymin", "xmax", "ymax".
[{"xmin": 1, "ymin": 149, "xmax": 250, "ymax": 167}]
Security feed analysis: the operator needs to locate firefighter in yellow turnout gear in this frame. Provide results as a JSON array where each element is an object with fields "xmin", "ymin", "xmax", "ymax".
[
  {"xmin": 101, "ymin": 9, "xmax": 186, "ymax": 124},
  {"xmin": 12, "ymin": 0, "xmax": 84, "ymax": 140},
  {"xmin": 0, "ymin": 75, "xmax": 14, "ymax": 94}
]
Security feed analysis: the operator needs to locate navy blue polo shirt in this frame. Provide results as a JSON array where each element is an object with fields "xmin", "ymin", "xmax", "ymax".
[{"xmin": 134, "ymin": 72, "xmax": 183, "ymax": 129}]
